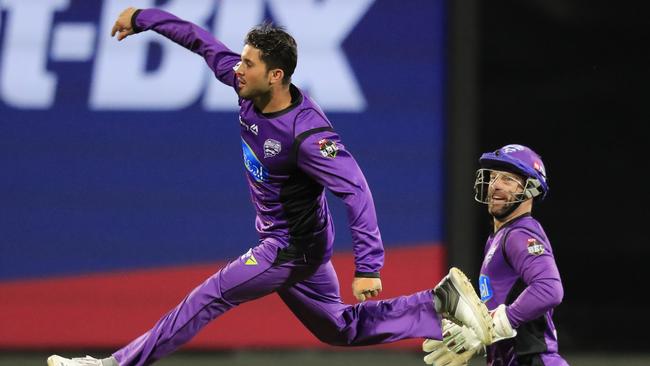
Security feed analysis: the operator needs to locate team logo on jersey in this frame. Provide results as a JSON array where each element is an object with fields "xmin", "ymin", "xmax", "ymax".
[
  {"xmin": 263, "ymin": 139, "xmax": 282, "ymax": 158},
  {"xmin": 479, "ymin": 275, "xmax": 493, "ymax": 303},
  {"xmin": 242, "ymin": 138, "xmax": 268, "ymax": 182},
  {"xmin": 318, "ymin": 138, "xmax": 339, "ymax": 158},
  {"xmin": 527, "ymin": 238, "xmax": 544, "ymax": 255}
]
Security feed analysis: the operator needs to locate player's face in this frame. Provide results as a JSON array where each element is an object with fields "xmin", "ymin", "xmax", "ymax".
[
  {"xmin": 235, "ymin": 45, "xmax": 272, "ymax": 99},
  {"xmin": 487, "ymin": 170, "xmax": 525, "ymax": 217}
]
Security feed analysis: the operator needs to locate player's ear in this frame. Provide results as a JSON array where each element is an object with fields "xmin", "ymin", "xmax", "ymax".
[{"xmin": 268, "ymin": 68, "xmax": 284, "ymax": 85}]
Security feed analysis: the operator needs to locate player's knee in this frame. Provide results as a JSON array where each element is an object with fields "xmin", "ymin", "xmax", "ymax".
[{"xmin": 312, "ymin": 329, "xmax": 356, "ymax": 346}]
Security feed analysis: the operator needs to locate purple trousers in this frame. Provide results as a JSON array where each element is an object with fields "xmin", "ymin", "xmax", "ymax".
[{"xmin": 113, "ymin": 240, "xmax": 441, "ymax": 366}]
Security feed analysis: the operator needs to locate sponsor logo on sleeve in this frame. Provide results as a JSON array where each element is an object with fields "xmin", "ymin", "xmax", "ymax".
[
  {"xmin": 318, "ymin": 138, "xmax": 339, "ymax": 158},
  {"xmin": 527, "ymin": 238, "xmax": 544, "ymax": 255},
  {"xmin": 240, "ymin": 248, "xmax": 258, "ymax": 265}
]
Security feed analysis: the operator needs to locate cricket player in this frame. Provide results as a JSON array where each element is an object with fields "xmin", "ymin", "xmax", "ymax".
[
  {"xmin": 423, "ymin": 144, "xmax": 568, "ymax": 366},
  {"xmin": 48, "ymin": 7, "xmax": 495, "ymax": 366}
]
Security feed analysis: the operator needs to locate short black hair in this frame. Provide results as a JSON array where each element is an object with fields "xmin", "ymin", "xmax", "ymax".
[{"xmin": 245, "ymin": 22, "xmax": 297, "ymax": 84}]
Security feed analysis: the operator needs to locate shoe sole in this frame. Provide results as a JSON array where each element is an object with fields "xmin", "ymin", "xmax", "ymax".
[
  {"xmin": 47, "ymin": 355, "xmax": 60, "ymax": 366},
  {"xmin": 448, "ymin": 267, "xmax": 494, "ymax": 344}
]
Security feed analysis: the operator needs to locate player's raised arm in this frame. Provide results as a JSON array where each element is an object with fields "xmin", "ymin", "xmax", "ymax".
[{"xmin": 110, "ymin": 7, "xmax": 241, "ymax": 89}]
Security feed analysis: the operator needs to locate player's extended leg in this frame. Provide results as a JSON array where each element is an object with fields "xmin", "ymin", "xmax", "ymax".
[
  {"xmin": 105, "ymin": 240, "xmax": 301, "ymax": 366},
  {"xmin": 277, "ymin": 261, "xmax": 442, "ymax": 346},
  {"xmin": 110, "ymin": 243, "xmax": 292, "ymax": 365}
]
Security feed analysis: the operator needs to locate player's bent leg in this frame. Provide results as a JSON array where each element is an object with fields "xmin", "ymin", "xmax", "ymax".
[
  {"xmin": 278, "ymin": 261, "xmax": 442, "ymax": 346},
  {"xmin": 433, "ymin": 267, "xmax": 494, "ymax": 344}
]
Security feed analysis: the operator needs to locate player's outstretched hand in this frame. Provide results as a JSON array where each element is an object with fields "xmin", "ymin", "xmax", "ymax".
[
  {"xmin": 352, "ymin": 277, "xmax": 382, "ymax": 302},
  {"xmin": 111, "ymin": 7, "xmax": 138, "ymax": 41}
]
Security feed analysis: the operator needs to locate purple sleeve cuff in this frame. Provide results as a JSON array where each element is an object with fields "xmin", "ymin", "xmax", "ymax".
[
  {"xmin": 354, "ymin": 271, "xmax": 380, "ymax": 278},
  {"xmin": 131, "ymin": 9, "xmax": 143, "ymax": 33},
  {"xmin": 505, "ymin": 305, "xmax": 520, "ymax": 329}
]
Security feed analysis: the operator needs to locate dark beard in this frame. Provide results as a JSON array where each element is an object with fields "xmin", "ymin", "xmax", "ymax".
[
  {"xmin": 489, "ymin": 200, "xmax": 520, "ymax": 221},
  {"xmin": 239, "ymin": 88, "xmax": 272, "ymax": 109}
]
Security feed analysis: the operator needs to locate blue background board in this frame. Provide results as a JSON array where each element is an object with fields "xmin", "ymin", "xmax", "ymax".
[{"xmin": 0, "ymin": 0, "xmax": 446, "ymax": 280}]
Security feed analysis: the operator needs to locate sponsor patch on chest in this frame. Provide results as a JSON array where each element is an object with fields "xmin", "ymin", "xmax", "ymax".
[
  {"xmin": 241, "ymin": 138, "xmax": 268, "ymax": 182},
  {"xmin": 527, "ymin": 238, "xmax": 544, "ymax": 255},
  {"xmin": 479, "ymin": 275, "xmax": 493, "ymax": 303}
]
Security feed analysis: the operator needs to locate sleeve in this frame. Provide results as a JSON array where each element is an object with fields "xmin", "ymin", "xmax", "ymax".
[
  {"xmin": 132, "ymin": 8, "xmax": 240, "ymax": 89},
  {"xmin": 295, "ymin": 115, "xmax": 384, "ymax": 276},
  {"xmin": 503, "ymin": 229, "xmax": 564, "ymax": 328}
]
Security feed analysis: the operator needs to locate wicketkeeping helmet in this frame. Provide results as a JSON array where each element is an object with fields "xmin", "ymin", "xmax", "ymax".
[{"xmin": 476, "ymin": 144, "xmax": 549, "ymax": 202}]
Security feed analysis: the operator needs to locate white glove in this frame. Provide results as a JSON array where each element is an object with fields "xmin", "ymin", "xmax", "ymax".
[
  {"xmin": 422, "ymin": 304, "xmax": 518, "ymax": 365},
  {"xmin": 490, "ymin": 304, "xmax": 516, "ymax": 342},
  {"xmin": 422, "ymin": 320, "xmax": 483, "ymax": 366}
]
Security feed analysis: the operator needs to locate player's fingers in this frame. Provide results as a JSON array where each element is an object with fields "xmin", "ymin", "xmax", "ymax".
[
  {"xmin": 446, "ymin": 339, "xmax": 466, "ymax": 354},
  {"xmin": 118, "ymin": 29, "xmax": 132, "ymax": 41},
  {"xmin": 355, "ymin": 292, "xmax": 366, "ymax": 302},
  {"xmin": 368, "ymin": 290, "xmax": 378, "ymax": 298},
  {"xmin": 431, "ymin": 348, "xmax": 454, "ymax": 366},
  {"xmin": 424, "ymin": 349, "xmax": 451, "ymax": 366},
  {"xmin": 360, "ymin": 289, "xmax": 373, "ymax": 298},
  {"xmin": 423, "ymin": 339, "xmax": 443, "ymax": 352},
  {"xmin": 111, "ymin": 23, "xmax": 119, "ymax": 37}
]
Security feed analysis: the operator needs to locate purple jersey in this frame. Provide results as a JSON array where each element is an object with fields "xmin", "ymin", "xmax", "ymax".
[
  {"xmin": 133, "ymin": 9, "xmax": 383, "ymax": 275},
  {"xmin": 479, "ymin": 214, "xmax": 568, "ymax": 366}
]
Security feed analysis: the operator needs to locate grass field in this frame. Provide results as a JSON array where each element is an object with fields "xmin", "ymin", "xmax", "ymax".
[{"xmin": 2, "ymin": 350, "xmax": 650, "ymax": 366}]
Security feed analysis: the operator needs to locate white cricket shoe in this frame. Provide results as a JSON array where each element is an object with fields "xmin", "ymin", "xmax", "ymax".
[
  {"xmin": 434, "ymin": 267, "xmax": 495, "ymax": 344},
  {"xmin": 47, "ymin": 355, "xmax": 103, "ymax": 366}
]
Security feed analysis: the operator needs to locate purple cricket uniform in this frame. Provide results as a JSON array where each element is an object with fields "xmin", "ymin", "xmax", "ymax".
[
  {"xmin": 112, "ymin": 9, "xmax": 440, "ymax": 366},
  {"xmin": 479, "ymin": 214, "xmax": 568, "ymax": 366}
]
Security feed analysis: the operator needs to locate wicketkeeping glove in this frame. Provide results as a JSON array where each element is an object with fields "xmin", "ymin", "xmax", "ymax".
[
  {"xmin": 422, "ymin": 319, "xmax": 484, "ymax": 366},
  {"xmin": 490, "ymin": 304, "xmax": 516, "ymax": 342}
]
